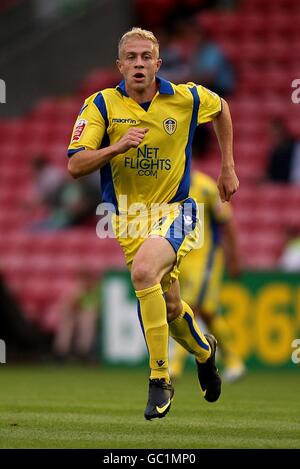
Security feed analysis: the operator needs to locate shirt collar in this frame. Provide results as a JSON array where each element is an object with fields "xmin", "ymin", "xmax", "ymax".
[
  {"xmin": 116, "ymin": 76, "xmax": 174, "ymax": 96},
  {"xmin": 156, "ymin": 76, "xmax": 174, "ymax": 95}
]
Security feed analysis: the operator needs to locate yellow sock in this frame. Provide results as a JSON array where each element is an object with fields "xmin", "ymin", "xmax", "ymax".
[
  {"xmin": 210, "ymin": 315, "xmax": 241, "ymax": 368},
  {"xmin": 136, "ymin": 284, "xmax": 169, "ymax": 381},
  {"xmin": 169, "ymin": 300, "xmax": 211, "ymax": 363},
  {"xmin": 169, "ymin": 341, "xmax": 189, "ymax": 379}
]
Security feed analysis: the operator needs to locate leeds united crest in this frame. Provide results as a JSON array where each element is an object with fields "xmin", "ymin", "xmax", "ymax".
[{"xmin": 163, "ymin": 118, "xmax": 177, "ymax": 135}]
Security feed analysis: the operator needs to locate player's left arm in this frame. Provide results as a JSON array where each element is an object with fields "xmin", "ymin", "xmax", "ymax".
[
  {"xmin": 213, "ymin": 98, "xmax": 239, "ymax": 202},
  {"xmin": 196, "ymin": 85, "xmax": 239, "ymax": 202}
]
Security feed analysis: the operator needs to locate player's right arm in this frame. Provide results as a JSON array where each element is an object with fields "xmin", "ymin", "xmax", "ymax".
[
  {"xmin": 67, "ymin": 93, "xmax": 148, "ymax": 179},
  {"xmin": 68, "ymin": 127, "xmax": 148, "ymax": 178}
]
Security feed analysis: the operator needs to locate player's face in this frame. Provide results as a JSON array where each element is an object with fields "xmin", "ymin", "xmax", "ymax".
[{"xmin": 117, "ymin": 39, "xmax": 162, "ymax": 93}]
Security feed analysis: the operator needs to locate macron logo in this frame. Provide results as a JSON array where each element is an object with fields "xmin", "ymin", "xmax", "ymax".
[
  {"xmin": 112, "ymin": 118, "xmax": 137, "ymax": 124},
  {"xmin": 156, "ymin": 360, "xmax": 165, "ymax": 367}
]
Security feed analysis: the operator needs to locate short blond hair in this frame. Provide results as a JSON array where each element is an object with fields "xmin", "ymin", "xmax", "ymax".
[{"xmin": 118, "ymin": 27, "xmax": 159, "ymax": 57}]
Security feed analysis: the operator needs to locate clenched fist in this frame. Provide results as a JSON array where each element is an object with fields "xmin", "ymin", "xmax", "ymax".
[
  {"xmin": 217, "ymin": 166, "xmax": 239, "ymax": 202},
  {"xmin": 114, "ymin": 127, "xmax": 149, "ymax": 154}
]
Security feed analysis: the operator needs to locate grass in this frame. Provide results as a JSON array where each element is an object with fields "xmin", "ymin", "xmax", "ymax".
[{"xmin": 0, "ymin": 365, "xmax": 299, "ymax": 449}]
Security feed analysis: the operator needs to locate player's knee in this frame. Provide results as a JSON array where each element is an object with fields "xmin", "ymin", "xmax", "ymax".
[
  {"xmin": 131, "ymin": 264, "xmax": 159, "ymax": 290},
  {"xmin": 166, "ymin": 299, "xmax": 182, "ymax": 322}
]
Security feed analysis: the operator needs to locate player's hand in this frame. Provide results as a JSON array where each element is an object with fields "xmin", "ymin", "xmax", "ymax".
[
  {"xmin": 113, "ymin": 127, "xmax": 149, "ymax": 154},
  {"xmin": 217, "ymin": 166, "xmax": 239, "ymax": 202}
]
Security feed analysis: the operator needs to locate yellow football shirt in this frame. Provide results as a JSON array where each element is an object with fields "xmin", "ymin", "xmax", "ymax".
[
  {"xmin": 68, "ymin": 77, "xmax": 221, "ymax": 214},
  {"xmin": 190, "ymin": 170, "xmax": 232, "ymax": 253}
]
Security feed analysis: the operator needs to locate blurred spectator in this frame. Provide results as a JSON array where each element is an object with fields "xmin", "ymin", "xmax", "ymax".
[
  {"xmin": 160, "ymin": 19, "xmax": 235, "ymax": 97},
  {"xmin": 185, "ymin": 20, "xmax": 235, "ymax": 155},
  {"xmin": 134, "ymin": 0, "xmax": 237, "ymax": 32},
  {"xmin": 0, "ymin": 270, "xmax": 51, "ymax": 360},
  {"xmin": 159, "ymin": 29, "xmax": 191, "ymax": 83},
  {"xmin": 160, "ymin": 19, "xmax": 235, "ymax": 157},
  {"xmin": 266, "ymin": 119, "xmax": 300, "ymax": 184},
  {"xmin": 30, "ymin": 155, "xmax": 65, "ymax": 207},
  {"xmin": 134, "ymin": 0, "xmax": 206, "ymax": 32},
  {"xmin": 213, "ymin": 0, "xmax": 238, "ymax": 9},
  {"xmin": 278, "ymin": 226, "xmax": 300, "ymax": 272},
  {"xmin": 52, "ymin": 269, "xmax": 100, "ymax": 362},
  {"xmin": 27, "ymin": 155, "xmax": 100, "ymax": 230},
  {"xmin": 186, "ymin": 21, "xmax": 235, "ymax": 97}
]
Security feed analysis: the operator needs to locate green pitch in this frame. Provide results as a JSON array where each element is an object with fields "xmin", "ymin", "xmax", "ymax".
[{"xmin": 0, "ymin": 365, "xmax": 299, "ymax": 449}]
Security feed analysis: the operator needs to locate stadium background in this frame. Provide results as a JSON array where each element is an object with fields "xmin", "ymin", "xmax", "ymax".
[{"xmin": 0, "ymin": 0, "xmax": 299, "ymax": 450}]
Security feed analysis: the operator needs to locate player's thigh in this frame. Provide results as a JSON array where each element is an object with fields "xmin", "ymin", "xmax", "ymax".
[{"xmin": 132, "ymin": 236, "xmax": 176, "ymax": 282}]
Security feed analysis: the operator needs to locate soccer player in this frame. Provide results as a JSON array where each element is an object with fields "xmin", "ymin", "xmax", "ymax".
[
  {"xmin": 67, "ymin": 27, "xmax": 239, "ymax": 420},
  {"xmin": 169, "ymin": 170, "xmax": 246, "ymax": 382}
]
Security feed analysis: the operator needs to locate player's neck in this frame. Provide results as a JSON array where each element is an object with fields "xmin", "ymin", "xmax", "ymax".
[{"xmin": 125, "ymin": 81, "xmax": 158, "ymax": 104}]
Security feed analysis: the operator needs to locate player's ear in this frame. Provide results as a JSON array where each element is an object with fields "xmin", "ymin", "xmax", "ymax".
[
  {"xmin": 116, "ymin": 59, "xmax": 122, "ymax": 73},
  {"xmin": 156, "ymin": 58, "xmax": 162, "ymax": 72}
]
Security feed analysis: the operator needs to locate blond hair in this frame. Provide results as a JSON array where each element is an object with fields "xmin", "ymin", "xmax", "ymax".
[{"xmin": 118, "ymin": 27, "xmax": 159, "ymax": 57}]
